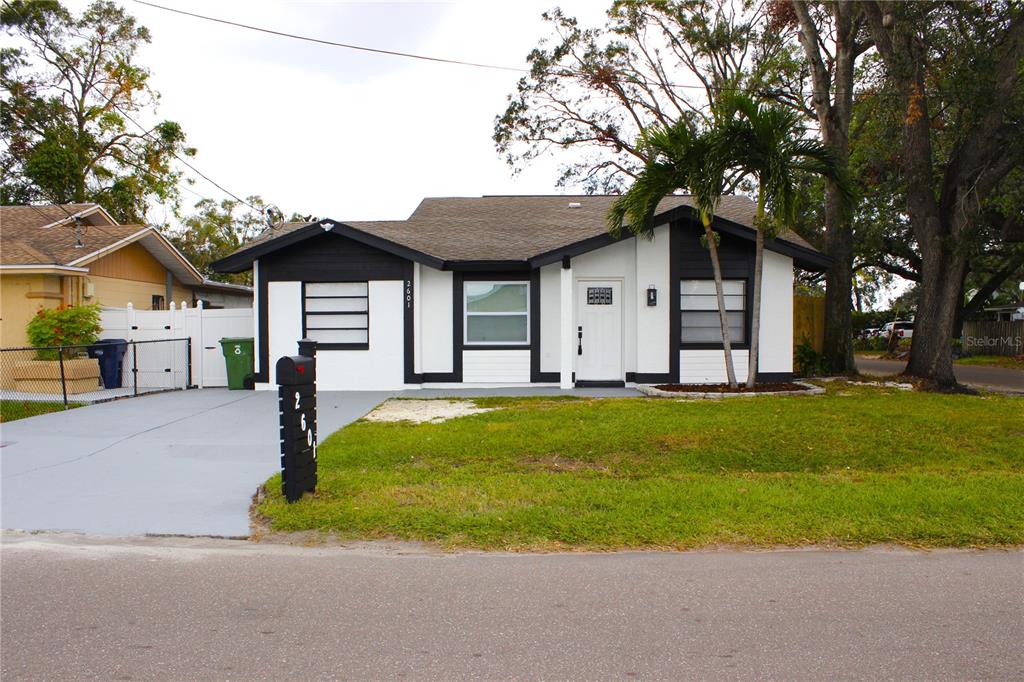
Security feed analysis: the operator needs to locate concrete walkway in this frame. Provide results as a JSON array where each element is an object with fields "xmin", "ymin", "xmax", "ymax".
[
  {"xmin": 1, "ymin": 386, "xmax": 641, "ymax": 537},
  {"xmin": 856, "ymin": 356, "xmax": 1024, "ymax": 392},
  {"xmin": 3, "ymin": 533, "xmax": 1021, "ymax": 680}
]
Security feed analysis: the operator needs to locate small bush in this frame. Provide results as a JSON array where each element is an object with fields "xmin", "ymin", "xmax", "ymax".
[
  {"xmin": 25, "ymin": 304, "xmax": 102, "ymax": 358},
  {"xmin": 795, "ymin": 338, "xmax": 827, "ymax": 377}
]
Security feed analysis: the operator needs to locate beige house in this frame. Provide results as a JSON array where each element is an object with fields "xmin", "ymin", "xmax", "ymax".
[{"xmin": 1, "ymin": 203, "xmax": 251, "ymax": 347}]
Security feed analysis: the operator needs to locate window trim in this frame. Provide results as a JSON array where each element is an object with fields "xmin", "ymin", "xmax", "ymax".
[
  {"xmin": 463, "ymin": 280, "xmax": 531, "ymax": 347},
  {"xmin": 301, "ymin": 281, "xmax": 370, "ymax": 351},
  {"xmin": 679, "ymin": 278, "xmax": 750, "ymax": 349}
]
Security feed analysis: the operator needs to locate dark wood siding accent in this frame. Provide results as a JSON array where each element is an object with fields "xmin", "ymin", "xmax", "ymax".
[
  {"xmin": 403, "ymin": 262, "xmax": 416, "ymax": 384},
  {"xmin": 262, "ymin": 231, "xmax": 407, "ymax": 282},
  {"xmin": 529, "ymin": 268, "xmax": 541, "ymax": 382},
  {"xmin": 674, "ymin": 217, "xmax": 756, "ymax": 351}
]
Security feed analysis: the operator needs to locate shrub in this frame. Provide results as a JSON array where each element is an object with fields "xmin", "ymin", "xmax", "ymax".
[
  {"xmin": 794, "ymin": 338, "xmax": 827, "ymax": 377},
  {"xmin": 25, "ymin": 304, "xmax": 102, "ymax": 358}
]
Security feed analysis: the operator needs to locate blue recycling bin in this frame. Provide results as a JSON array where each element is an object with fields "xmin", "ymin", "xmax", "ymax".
[{"xmin": 87, "ymin": 338, "xmax": 128, "ymax": 389}]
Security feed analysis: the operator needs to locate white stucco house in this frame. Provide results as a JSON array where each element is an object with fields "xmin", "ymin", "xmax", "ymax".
[{"xmin": 211, "ymin": 195, "xmax": 830, "ymax": 391}]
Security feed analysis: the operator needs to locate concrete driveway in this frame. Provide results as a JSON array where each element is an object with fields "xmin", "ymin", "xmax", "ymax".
[{"xmin": 1, "ymin": 389, "xmax": 390, "ymax": 537}]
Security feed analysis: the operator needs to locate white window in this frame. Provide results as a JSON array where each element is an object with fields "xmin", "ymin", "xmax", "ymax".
[
  {"xmin": 680, "ymin": 279, "xmax": 746, "ymax": 344},
  {"xmin": 464, "ymin": 282, "xmax": 529, "ymax": 345},
  {"xmin": 304, "ymin": 282, "xmax": 369, "ymax": 347}
]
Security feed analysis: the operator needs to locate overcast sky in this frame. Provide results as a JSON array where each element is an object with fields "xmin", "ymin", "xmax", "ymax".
[{"xmin": 55, "ymin": 0, "xmax": 612, "ymax": 223}]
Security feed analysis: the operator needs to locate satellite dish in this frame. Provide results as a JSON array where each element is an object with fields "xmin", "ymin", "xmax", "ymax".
[{"xmin": 264, "ymin": 204, "xmax": 284, "ymax": 228}]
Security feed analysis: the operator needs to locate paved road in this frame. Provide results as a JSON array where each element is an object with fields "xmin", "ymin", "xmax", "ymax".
[
  {"xmin": 2, "ymin": 534, "xmax": 1021, "ymax": 681},
  {"xmin": 856, "ymin": 357, "xmax": 1024, "ymax": 392}
]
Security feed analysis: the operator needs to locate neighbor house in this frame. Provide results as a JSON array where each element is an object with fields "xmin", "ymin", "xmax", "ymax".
[
  {"xmin": 1, "ymin": 203, "xmax": 252, "ymax": 347},
  {"xmin": 212, "ymin": 195, "xmax": 829, "ymax": 390}
]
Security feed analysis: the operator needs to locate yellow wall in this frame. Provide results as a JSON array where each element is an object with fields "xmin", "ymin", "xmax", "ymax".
[
  {"xmin": 88, "ymin": 242, "xmax": 166, "ymax": 283},
  {"xmin": 2, "ymin": 242, "xmax": 200, "ymax": 347},
  {"xmin": 86, "ymin": 275, "xmax": 193, "ymax": 310},
  {"xmin": 0, "ymin": 274, "xmax": 63, "ymax": 347}
]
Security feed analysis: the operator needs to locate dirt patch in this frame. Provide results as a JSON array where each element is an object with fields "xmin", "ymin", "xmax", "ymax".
[
  {"xmin": 653, "ymin": 382, "xmax": 812, "ymax": 393},
  {"xmin": 362, "ymin": 399, "xmax": 497, "ymax": 424},
  {"xmin": 520, "ymin": 455, "xmax": 609, "ymax": 473}
]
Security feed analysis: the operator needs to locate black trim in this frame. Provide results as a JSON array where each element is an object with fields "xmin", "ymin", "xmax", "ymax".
[
  {"xmin": 256, "ymin": 260, "xmax": 269, "ymax": 383},
  {"xmin": 421, "ymin": 372, "xmax": 460, "ymax": 383},
  {"xmin": 756, "ymin": 372, "xmax": 795, "ymax": 383},
  {"xmin": 300, "ymin": 281, "xmax": 370, "ymax": 351},
  {"xmin": 452, "ymin": 272, "xmax": 464, "ymax": 381},
  {"xmin": 574, "ymin": 380, "xmax": 626, "ymax": 388},
  {"xmin": 669, "ymin": 223, "xmax": 681, "ymax": 382},
  {"xmin": 530, "ymin": 232, "xmax": 629, "ymax": 268},
  {"xmin": 536, "ymin": 371, "xmax": 559, "ymax": 383},
  {"xmin": 212, "ymin": 221, "xmax": 445, "ymax": 273},
  {"xmin": 529, "ymin": 268, "xmax": 542, "ymax": 382},
  {"xmin": 403, "ymin": 263, "xmax": 415, "ymax": 384},
  {"xmin": 630, "ymin": 372, "xmax": 674, "ymax": 384}
]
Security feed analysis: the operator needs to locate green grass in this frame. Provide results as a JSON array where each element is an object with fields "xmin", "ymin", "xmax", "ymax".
[
  {"xmin": 956, "ymin": 355, "xmax": 1024, "ymax": 370},
  {"xmin": 256, "ymin": 383, "xmax": 1024, "ymax": 551},
  {"xmin": 0, "ymin": 400, "xmax": 80, "ymax": 422}
]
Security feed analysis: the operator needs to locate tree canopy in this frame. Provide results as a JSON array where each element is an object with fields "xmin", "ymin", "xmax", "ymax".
[{"xmin": 0, "ymin": 0, "xmax": 194, "ymax": 222}]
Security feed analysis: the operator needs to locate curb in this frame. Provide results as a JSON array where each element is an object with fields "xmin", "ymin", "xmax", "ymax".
[{"xmin": 636, "ymin": 381, "xmax": 825, "ymax": 399}]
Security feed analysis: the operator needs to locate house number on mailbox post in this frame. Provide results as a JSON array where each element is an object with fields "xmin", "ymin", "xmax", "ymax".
[{"xmin": 276, "ymin": 346, "xmax": 318, "ymax": 503}]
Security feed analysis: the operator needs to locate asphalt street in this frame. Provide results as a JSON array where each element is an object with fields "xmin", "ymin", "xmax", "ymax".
[
  {"xmin": 2, "ymin": 533, "xmax": 1021, "ymax": 680},
  {"xmin": 855, "ymin": 356, "xmax": 1024, "ymax": 392}
]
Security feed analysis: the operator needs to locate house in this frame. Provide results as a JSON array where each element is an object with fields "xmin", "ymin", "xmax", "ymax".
[
  {"xmin": 0, "ymin": 203, "xmax": 252, "ymax": 347},
  {"xmin": 212, "ymin": 195, "xmax": 830, "ymax": 390}
]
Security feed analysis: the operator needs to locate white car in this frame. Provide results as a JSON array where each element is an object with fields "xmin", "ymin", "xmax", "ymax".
[{"xmin": 880, "ymin": 321, "xmax": 914, "ymax": 339}]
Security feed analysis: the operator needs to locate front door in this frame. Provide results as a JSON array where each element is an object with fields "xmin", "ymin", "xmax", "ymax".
[{"xmin": 575, "ymin": 280, "xmax": 623, "ymax": 382}]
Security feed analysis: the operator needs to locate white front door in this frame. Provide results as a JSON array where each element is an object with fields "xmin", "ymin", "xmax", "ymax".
[{"xmin": 575, "ymin": 280, "xmax": 623, "ymax": 382}]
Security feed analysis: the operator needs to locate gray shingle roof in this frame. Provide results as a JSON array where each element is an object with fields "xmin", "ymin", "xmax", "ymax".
[{"xmin": 233, "ymin": 194, "xmax": 819, "ymax": 264}]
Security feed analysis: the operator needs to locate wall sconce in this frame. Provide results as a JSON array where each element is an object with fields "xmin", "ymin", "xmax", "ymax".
[{"xmin": 646, "ymin": 285, "xmax": 658, "ymax": 307}]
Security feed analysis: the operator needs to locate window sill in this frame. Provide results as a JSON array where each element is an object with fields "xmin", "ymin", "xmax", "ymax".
[
  {"xmin": 314, "ymin": 343, "xmax": 370, "ymax": 351},
  {"xmin": 463, "ymin": 344, "xmax": 531, "ymax": 350},
  {"xmin": 680, "ymin": 343, "xmax": 750, "ymax": 350}
]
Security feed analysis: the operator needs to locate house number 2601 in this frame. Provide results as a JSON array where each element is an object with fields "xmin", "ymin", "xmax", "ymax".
[{"xmin": 294, "ymin": 391, "xmax": 316, "ymax": 454}]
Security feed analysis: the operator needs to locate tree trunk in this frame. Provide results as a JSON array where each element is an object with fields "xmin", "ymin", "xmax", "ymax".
[
  {"xmin": 905, "ymin": 244, "xmax": 966, "ymax": 388},
  {"xmin": 746, "ymin": 217, "xmax": 765, "ymax": 388},
  {"xmin": 704, "ymin": 220, "xmax": 738, "ymax": 388},
  {"xmin": 791, "ymin": 0, "xmax": 860, "ymax": 375},
  {"xmin": 821, "ymin": 183, "xmax": 855, "ymax": 374}
]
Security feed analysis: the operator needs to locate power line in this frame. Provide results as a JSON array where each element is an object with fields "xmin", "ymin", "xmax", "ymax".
[{"xmin": 131, "ymin": 0, "xmax": 527, "ymax": 73}]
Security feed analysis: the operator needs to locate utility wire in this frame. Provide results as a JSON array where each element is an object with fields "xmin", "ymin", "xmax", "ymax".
[
  {"xmin": 131, "ymin": 0, "xmax": 527, "ymax": 73},
  {"xmin": 129, "ymin": 0, "xmax": 953, "ymax": 101}
]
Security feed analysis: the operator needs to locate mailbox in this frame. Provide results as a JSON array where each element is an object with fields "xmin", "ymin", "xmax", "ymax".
[{"xmin": 276, "ymin": 353, "xmax": 317, "ymax": 502}]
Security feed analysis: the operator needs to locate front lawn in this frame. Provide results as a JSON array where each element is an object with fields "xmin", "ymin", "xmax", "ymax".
[
  {"xmin": 0, "ymin": 400, "xmax": 80, "ymax": 422},
  {"xmin": 256, "ymin": 383, "xmax": 1024, "ymax": 550}
]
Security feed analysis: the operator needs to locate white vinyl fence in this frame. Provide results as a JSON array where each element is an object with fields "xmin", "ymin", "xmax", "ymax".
[{"xmin": 100, "ymin": 302, "xmax": 254, "ymax": 388}]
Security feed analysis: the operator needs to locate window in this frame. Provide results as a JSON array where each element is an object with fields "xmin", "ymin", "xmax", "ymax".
[
  {"xmin": 464, "ymin": 281, "xmax": 529, "ymax": 345},
  {"xmin": 303, "ymin": 282, "xmax": 369, "ymax": 348},
  {"xmin": 151, "ymin": 295, "xmax": 165, "ymax": 311},
  {"xmin": 680, "ymin": 280, "xmax": 746, "ymax": 344}
]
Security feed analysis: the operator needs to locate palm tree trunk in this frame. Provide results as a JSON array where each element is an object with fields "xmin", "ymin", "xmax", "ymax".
[
  {"xmin": 703, "ymin": 216, "xmax": 738, "ymax": 388},
  {"xmin": 746, "ymin": 227, "xmax": 764, "ymax": 388}
]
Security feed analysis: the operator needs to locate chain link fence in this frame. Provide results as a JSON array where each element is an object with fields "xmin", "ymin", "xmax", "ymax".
[{"xmin": 0, "ymin": 338, "xmax": 192, "ymax": 409}]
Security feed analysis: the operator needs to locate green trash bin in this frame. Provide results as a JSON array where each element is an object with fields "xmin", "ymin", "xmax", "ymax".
[{"xmin": 220, "ymin": 337, "xmax": 254, "ymax": 390}]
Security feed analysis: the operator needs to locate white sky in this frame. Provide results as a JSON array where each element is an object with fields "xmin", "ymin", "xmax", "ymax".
[{"xmin": 59, "ymin": 0, "xmax": 611, "ymax": 223}]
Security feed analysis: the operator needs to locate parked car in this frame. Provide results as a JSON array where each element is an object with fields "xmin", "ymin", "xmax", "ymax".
[
  {"xmin": 881, "ymin": 321, "xmax": 914, "ymax": 339},
  {"xmin": 860, "ymin": 328, "xmax": 880, "ymax": 339}
]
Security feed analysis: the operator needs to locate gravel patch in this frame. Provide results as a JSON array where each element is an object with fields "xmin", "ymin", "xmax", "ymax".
[{"xmin": 362, "ymin": 399, "xmax": 497, "ymax": 424}]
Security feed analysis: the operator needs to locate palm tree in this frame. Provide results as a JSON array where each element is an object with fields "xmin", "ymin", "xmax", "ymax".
[
  {"xmin": 723, "ymin": 95, "xmax": 853, "ymax": 388},
  {"xmin": 608, "ymin": 121, "xmax": 741, "ymax": 388}
]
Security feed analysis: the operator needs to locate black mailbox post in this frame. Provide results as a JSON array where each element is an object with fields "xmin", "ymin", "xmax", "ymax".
[{"xmin": 276, "ymin": 345, "xmax": 317, "ymax": 503}]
